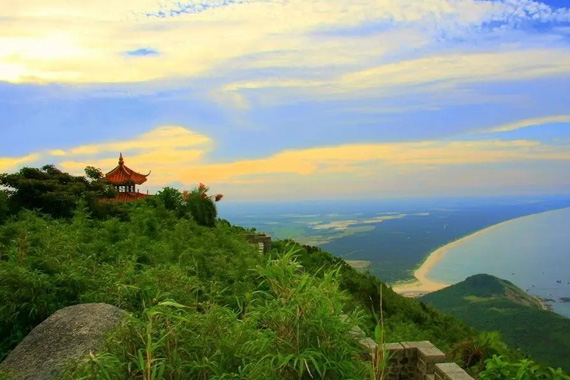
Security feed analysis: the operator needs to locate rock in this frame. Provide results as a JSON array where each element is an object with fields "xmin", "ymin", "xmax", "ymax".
[{"xmin": 0, "ymin": 303, "xmax": 126, "ymax": 380}]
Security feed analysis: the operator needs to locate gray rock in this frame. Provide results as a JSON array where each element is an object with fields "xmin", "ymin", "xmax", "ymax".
[{"xmin": 0, "ymin": 303, "xmax": 126, "ymax": 380}]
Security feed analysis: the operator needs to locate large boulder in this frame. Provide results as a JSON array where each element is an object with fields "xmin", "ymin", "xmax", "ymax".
[{"xmin": 0, "ymin": 303, "xmax": 126, "ymax": 380}]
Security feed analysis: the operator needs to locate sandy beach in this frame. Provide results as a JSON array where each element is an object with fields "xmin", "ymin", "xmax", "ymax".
[{"xmin": 391, "ymin": 218, "xmax": 525, "ymax": 296}]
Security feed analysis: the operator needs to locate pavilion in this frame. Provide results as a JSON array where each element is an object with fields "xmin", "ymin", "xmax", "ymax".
[{"xmin": 104, "ymin": 153, "xmax": 151, "ymax": 202}]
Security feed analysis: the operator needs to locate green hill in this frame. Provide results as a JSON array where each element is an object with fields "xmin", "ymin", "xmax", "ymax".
[
  {"xmin": 1, "ymin": 165, "xmax": 569, "ymax": 379},
  {"xmin": 421, "ymin": 274, "xmax": 570, "ymax": 372}
]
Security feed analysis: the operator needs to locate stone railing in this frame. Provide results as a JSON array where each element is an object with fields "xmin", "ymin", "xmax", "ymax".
[
  {"xmin": 245, "ymin": 233, "xmax": 272, "ymax": 254},
  {"xmin": 360, "ymin": 338, "xmax": 474, "ymax": 380}
]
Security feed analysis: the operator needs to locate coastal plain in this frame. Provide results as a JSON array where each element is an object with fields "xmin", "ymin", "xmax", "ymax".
[{"xmin": 222, "ymin": 196, "xmax": 570, "ymax": 285}]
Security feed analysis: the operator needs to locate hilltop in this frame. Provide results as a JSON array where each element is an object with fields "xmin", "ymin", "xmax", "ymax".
[{"xmin": 421, "ymin": 274, "xmax": 570, "ymax": 372}]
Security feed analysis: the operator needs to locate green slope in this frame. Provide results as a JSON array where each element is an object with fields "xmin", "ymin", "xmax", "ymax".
[
  {"xmin": 0, "ymin": 165, "xmax": 567, "ymax": 378},
  {"xmin": 421, "ymin": 274, "xmax": 570, "ymax": 372}
]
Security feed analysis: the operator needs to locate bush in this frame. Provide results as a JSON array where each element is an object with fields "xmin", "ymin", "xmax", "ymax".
[
  {"xmin": 182, "ymin": 186, "xmax": 219, "ymax": 227},
  {"xmin": 155, "ymin": 184, "xmax": 222, "ymax": 227},
  {"xmin": 479, "ymin": 356, "xmax": 570, "ymax": 380},
  {"xmin": 156, "ymin": 186, "xmax": 183, "ymax": 213}
]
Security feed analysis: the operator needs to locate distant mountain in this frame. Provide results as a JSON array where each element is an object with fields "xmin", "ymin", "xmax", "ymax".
[{"xmin": 421, "ymin": 274, "xmax": 570, "ymax": 372}]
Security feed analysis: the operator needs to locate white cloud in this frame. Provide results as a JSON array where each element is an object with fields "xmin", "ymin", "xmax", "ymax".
[
  {"xmin": 484, "ymin": 0, "xmax": 570, "ymax": 26},
  {"xmin": 218, "ymin": 48, "xmax": 570, "ymax": 106},
  {"xmin": 1, "ymin": 0, "xmax": 569, "ymax": 86}
]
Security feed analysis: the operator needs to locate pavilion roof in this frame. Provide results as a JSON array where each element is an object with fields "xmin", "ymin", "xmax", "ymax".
[{"xmin": 105, "ymin": 153, "xmax": 150, "ymax": 185}]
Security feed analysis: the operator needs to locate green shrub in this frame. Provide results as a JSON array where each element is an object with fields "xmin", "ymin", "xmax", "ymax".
[
  {"xmin": 479, "ymin": 356, "xmax": 570, "ymax": 380},
  {"xmin": 182, "ymin": 186, "xmax": 219, "ymax": 227},
  {"xmin": 156, "ymin": 186, "xmax": 184, "ymax": 212}
]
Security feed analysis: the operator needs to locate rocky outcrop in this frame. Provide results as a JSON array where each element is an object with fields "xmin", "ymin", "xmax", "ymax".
[{"xmin": 0, "ymin": 303, "xmax": 126, "ymax": 380}]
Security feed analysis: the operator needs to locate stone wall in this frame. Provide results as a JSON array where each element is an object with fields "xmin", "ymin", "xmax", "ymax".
[
  {"xmin": 362, "ymin": 339, "xmax": 474, "ymax": 380},
  {"xmin": 245, "ymin": 233, "xmax": 272, "ymax": 254}
]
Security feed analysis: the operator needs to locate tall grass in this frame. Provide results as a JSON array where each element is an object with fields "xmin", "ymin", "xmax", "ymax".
[{"xmin": 62, "ymin": 250, "xmax": 370, "ymax": 379}]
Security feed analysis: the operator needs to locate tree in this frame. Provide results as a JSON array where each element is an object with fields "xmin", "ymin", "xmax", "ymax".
[
  {"xmin": 0, "ymin": 165, "xmax": 116, "ymax": 219},
  {"xmin": 0, "ymin": 190, "xmax": 9, "ymax": 224},
  {"xmin": 156, "ymin": 187, "xmax": 184, "ymax": 212},
  {"xmin": 84, "ymin": 166, "xmax": 104, "ymax": 181},
  {"xmin": 182, "ymin": 184, "xmax": 222, "ymax": 227}
]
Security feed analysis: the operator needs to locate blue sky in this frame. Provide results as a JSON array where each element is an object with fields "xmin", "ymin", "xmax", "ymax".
[{"xmin": 1, "ymin": 0, "xmax": 570, "ymax": 200}]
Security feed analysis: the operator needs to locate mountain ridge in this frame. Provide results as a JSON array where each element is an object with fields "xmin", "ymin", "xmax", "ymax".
[{"xmin": 421, "ymin": 273, "xmax": 570, "ymax": 372}]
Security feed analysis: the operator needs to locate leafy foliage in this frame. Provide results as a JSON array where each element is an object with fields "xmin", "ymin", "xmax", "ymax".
[
  {"xmin": 63, "ymin": 251, "xmax": 369, "ymax": 379},
  {"xmin": 479, "ymin": 356, "xmax": 570, "ymax": 380},
  {"xmin": 450, "ymin": 331, "xmax": 508, "ymax": 375},
  {"xmin": 273, "ymin": 241, "xmax": 476, "ymax": 352},
  {"xmin": 155, "ymin": 184, "xmax": 221, "ymax": 227},
  {"xmin": 0, "ymin": 202, "xmax": 260, "ymax": 360},
  {"xmin": 0, "ymin": 166, "xmax": 567, "ymax": 379},
  {"xmin": 155, "ymin": 186, "xmax": 183, "ymax": 213},
  {"xmin": 84, "ymin": 166, "xmax": 105, "ymax": 181},
  {"xmin": 0, "ymin": 191, "xmax": 9, "ymax": 224},
  {"xmin": 182, "ymin": 185, "xmax": 220, "ymax": 227},
  {"xmin": 0, "ymin": 165, "xmax": 116, "ymax": 219}
]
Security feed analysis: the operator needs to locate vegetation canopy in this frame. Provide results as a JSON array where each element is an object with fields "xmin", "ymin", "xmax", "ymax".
[
  {"xmin": 0, "ymin": 165, "xmax": 116, "ymax": 219},
  {"xmin": 0, "ymin": 166, "xmax": 567, "ymax": 379}
]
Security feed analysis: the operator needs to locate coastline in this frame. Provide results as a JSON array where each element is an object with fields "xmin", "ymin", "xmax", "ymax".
[{"xmin": 391, "ymin": 208, "xmax": 570, "ymax": 296}]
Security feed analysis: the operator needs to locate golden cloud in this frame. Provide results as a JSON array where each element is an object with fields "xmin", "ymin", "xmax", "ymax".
[
  {"xmin": 0, "ymin": 153, "xmax": 40, "ymax": 173},
  {"xmin": 483, "ymin": 115, "xmax": 570, "ymax": 133},
  {"xmin": 2, "ymin": 126, "xmax": 570, "ymax": 198},
  {"xmin": 67, "ymin": 126, "xmax": 211, "ymax": 155},
  {"xmin": 177, "ymin": 139, "xmax": 570, "ymax": 185}
]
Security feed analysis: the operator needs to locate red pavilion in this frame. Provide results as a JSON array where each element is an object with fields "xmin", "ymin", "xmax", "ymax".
[{"xmin": 105, "ymin": 153, "xmax": 151, "ymax": 202}]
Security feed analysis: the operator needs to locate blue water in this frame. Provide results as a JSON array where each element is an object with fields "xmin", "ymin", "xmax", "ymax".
[
  {"xmin": 221, "ymin": 196, "xmax": 570, "ymax": 283},
  {"xmin": 427, "ymin": 207, "xmax": 570, "ymax": 318}
]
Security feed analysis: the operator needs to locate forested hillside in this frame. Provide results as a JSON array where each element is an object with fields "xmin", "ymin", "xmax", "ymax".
[
  {"xmin": 422, "ymin": 274, "xmax": 570, "ymax": 373},
  {"xmin": 0, "ymin": 166, "xmax": 568, "ymax": 379}
]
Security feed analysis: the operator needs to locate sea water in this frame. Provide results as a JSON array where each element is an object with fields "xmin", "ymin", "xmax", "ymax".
[{"xmin": 427, "ymin": 207, "xmax": 570, "ymax": 318}]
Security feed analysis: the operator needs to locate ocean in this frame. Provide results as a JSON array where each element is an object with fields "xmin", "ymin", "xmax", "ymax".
[
  {"xmin": 220, "ymin": 197, "xmax": 570, "ymax": 284},
  {"xmin": 426, "ymin": 207, "xmax": 570, "ymax": 318}
]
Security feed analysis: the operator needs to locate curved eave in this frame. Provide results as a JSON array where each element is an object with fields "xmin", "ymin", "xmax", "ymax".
[{"xmin": 105, "ymin": 164, "xmax": 149, "ymax": 185}]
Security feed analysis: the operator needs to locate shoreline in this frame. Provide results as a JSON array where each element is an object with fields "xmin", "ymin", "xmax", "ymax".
[{"xmin": 391, "ymin": 207, "xmax": 570, "ymax": 296}]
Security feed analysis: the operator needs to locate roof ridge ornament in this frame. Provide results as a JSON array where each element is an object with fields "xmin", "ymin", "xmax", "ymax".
[{"xmin": 104, "ymin": 153, "xmax": 149, "ymax": 186}]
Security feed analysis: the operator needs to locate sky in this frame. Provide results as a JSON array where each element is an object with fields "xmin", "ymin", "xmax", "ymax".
[{"xmin": 1, "ymin": 0, "xmax": 570, "ymax": 200}]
